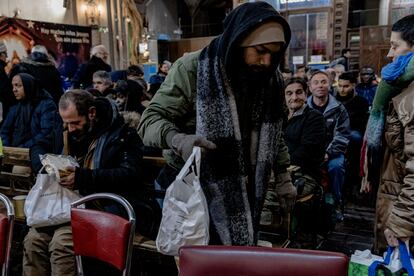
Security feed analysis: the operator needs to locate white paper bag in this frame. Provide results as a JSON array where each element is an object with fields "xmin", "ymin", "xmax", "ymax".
[
  {"xmin": 156, "ymin": 146, "xmax": 209, "ymax": 256},
  {"xmin": 24, "ymin": 171, "xmax": 81, "ymax": 228}
]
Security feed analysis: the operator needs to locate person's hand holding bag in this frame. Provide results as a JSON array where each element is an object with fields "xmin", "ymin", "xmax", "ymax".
[
  {"xmin": 167, "ymin": 132, "xmax": 217, "ymax": 161},
  {"xmin": 275, "ymin": 171, "xmax": 297, "ymax": 213},
  {"xmin": 59, "ymin": 166, "xmax": 76, "ymax": 190}
]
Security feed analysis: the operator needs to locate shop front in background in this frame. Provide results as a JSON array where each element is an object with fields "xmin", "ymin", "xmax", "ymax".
[
  {"xmin": 262, "ymin": 0, "xmax": 332, "ymax": 70},
  {"xmin": 287, "ymin": 11, "xmax": 330, "ymax": 70},
  {"xmin": 391, "ymin": 0, "xmax": 414, "ymax": 24}
]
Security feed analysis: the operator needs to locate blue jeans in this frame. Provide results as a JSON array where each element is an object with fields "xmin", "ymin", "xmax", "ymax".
[
  {"xmin": 154, "ymin": 180, "xmax": 164, "ymax": 208},
  {"xmin": 327, "ymin": 154, "xmax": 346, "ymax": 205}
]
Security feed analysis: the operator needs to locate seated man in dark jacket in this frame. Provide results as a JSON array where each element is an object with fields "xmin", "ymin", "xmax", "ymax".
[
  {"xmin": 336, "ymin": 72, "xmax": 369, "ymax": 143},
  {"xmin": 22, "ymin": 90, "xmax": 146, "ymax": 276},
  {"xmin": 355, "ymin": 66, "xmax": 378, "ymax": 107},
  {"xmin": 283, "ymin": 77, "xmax": 326, "ymax": 245},
  {"xmin": 336, "ymin": 72, "xmax": 369, "ymax": 198},
  {"xmin": 284, "ymin": 78, "xmax": 326, "ymax": 195},
  {"xmin": 307, "ymin": 70, "xmax": 351, "ymax": 220}
]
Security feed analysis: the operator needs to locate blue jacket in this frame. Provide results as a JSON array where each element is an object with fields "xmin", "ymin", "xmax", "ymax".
[
  {"xmin": 355, "ymin": 83, "xmax": 378, "ymax": 106},
  {"xmin": 1, "ymin": 89, "xmax": 60, "ymax": 148},
  {"xmin": 307, "ymin": 95, "xmax": 351, "ymax": 157}
]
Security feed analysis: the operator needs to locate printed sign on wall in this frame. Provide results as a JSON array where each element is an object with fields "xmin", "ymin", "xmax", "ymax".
[{"xmin": 0, "ymin": 17, "xmax": 91, "ymax": 79}]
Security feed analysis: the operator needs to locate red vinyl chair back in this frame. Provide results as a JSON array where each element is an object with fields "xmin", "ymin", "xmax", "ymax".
[
  {"xmin": 0, "ymin": 193, "xmax": 14, "ymax": 276},
  {"xmin": 0, "ymin": 214, "xmax": 8, "ymax": 265},
  {"xmin": 71, "ymin": 193, "xmax": 136, "ymax": 276},
  {"xmin": 179, "ymin": 245, "xmax": 349, "ymax": 276}
]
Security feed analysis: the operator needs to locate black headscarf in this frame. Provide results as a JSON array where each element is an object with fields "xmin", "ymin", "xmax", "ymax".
[
  {"xmin": 12, "ymin": 73, "xmax": 41, "ymax": 146},
  {"xmin": 202, "ymin": 2, "xmax": 291, "ymax": 124},
  {"xmin": 18, "ymin": 73, "xmax": 41, "ymax": 103},
  {"xmin": 115, "ymin": 79, "xmax": 145, "ymax": 113},
  {"xmin": 196, "ymin": 2, "xmax": 291, "ymax": 245}
]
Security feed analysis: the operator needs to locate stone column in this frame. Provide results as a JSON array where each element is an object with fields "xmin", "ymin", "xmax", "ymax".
[{"xmin": 379, "ymin": 0, "xmax": 390, "ymax": 25}]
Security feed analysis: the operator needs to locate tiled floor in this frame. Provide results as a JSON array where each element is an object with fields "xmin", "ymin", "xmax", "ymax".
[
  {"xmin": 259, "ymin": 196, "xmax": 376, "ymax": 257},
  {"xmin": 318, "ymin": 202, "xmax": 375, "ymax": 256}
]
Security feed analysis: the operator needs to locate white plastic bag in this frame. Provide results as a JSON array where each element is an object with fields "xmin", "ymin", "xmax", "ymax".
[
  {"xmin": 40, "ymin": 154, "xmax": 79, "ymax": 182},
  {"xmin": 156, "ymin": 146, "xmax": 209, "ymax": 256},
  {"xmin": 24, "ymin": 157, "xmax": 81, "ymax": 228}
]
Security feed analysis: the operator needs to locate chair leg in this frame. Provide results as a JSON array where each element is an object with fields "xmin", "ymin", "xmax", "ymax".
[{"xmin": 75, "ymin": 255, "xmax": 84, "ymax": 276}]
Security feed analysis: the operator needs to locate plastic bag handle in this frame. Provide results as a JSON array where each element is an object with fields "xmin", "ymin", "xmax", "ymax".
[
  {"xmin": 399, "ymin": 240, "xmax": 414, "ymax": 276},
  {"xmin": 368, "ymin": 247, "xmax": 394, "ymax": 276},
  {"xmin": 368, "ymin": 240, "xmax": 414, "ymax": 276},
  {"xmin": 176, "ymin": 146, "xmax": 201, "ymax": 181}
]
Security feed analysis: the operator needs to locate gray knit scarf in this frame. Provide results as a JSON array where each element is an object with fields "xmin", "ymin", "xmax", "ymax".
[{"xmin": 196, "ymin": 47, "xmax": 284, "ymax": 245}]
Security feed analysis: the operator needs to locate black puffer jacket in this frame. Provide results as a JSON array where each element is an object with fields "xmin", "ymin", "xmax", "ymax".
[
  {"xmin": 71, "ymin": 55, "xmax": 111, "ymax": 89},
  {"xmin": 71, "ymin": 98, "xmax": 159, "ymax": 238},
  {"xmin": 336, "ymin": 93, "xmax": 369, "ymax": 134},
  {"xmin": 284, "ymin": 105, "xmax": 326, "ymax": 181},
  {"xmin": 72, "ymin": 98, "xmax": 143, "ymax": 198},
  {"xmin": 9, "ymin": 52, "xmax": 63, "ymax": 105}
]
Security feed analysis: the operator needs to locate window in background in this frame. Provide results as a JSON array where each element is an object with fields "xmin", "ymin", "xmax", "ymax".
[
  {"xmin": 260, "ymin": 0, "xmax": 331, "ymax": 11},
  {"xmin": 392, "ymin": 0, "xmax": 414, "ymax": 23},
  {"xmin": 288, "ymin": 12, "xmax": 329, "ymax": 68},
  {"xmin": 280, "ymin": 0, "xmax": 330, "ymax": 10}
]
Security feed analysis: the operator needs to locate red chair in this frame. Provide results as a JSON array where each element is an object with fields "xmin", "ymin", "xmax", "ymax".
[
  {"xmin": 179, "ymin": 245, "xmax": 349, "ymax": 276},
  {"xmin": 0, "ymin": 193, "xmax": 14, "ymax": 276},
  {"xmin": 71, "ymin": 193, "xmax": 136, "ymax": 276}
]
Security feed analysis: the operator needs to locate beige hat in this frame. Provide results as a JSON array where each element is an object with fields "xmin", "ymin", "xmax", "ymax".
[
  {"xmin": 240, "ymin": 22, "xmax": 285, "ymax": 47},
  {"xmin": 0, "ymin": 41, "xmax": 6, "ymax": 53}
]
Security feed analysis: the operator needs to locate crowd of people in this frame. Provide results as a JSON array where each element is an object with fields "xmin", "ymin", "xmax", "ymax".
[
  {"xmin": 0, "ymin": 39, "xmax": 168, "ymax": 274},
  {"xmin": 0, "ymin": 1, "xmax": 412, "ymax": 275}
]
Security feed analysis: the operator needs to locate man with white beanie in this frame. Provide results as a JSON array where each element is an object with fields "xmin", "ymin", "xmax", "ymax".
[{"xmin": 139, "ymin": 2, "xmax": 296, "ymax": 246}]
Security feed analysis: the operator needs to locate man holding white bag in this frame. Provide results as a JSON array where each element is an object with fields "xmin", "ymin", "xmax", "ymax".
[
  {"xmin": 23, "ymin": 90, "xmax": 144, "ymax": 275},
  {"xmin": 139, "ymin": 2, "xmax": 296, "ymax": 246}
]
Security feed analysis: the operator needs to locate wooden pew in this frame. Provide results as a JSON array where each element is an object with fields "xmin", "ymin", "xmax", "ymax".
[
  {"xmin": 142, "ymin": 156, "xmax": 166, "ymax": 177},
  {"xmin": 0, "ymin": 147, "xmax": 34, "ymax": 196},
  {"xmin": 0, "ymin": 153, "xmax": 165, "ymax": 198}
]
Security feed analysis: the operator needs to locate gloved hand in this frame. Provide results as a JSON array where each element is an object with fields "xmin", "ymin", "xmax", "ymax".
[
  {"xmin": 275, "ymin": 171, "xmax": 297, "ymax": 213},
  {"xmin": 170, "ymin": 133, "xmax": 217, "ymax": 161}
]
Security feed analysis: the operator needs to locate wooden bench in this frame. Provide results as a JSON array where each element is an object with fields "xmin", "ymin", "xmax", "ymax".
[
  {"xmin": 142, "ymin": 156, "xmax": 166, "ymax": 183},
  {"xmin": 0, "ymin": 153, "xmax": 164, "ymax": 199},
  {"xmin": 0, "ymin": 147, "xmax": 34, "ymax": 196}
]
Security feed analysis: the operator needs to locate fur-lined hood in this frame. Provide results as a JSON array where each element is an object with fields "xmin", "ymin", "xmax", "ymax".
[
  {"xmin": 120, "ymin": 111, "xmax": 141, "ymax": 133},
  {"xmin": 21, "ymin": 55, "xmax": 55, "ymax": 67}
]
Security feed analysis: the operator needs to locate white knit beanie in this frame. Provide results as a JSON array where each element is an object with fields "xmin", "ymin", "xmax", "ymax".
[{"xmin": 240, "ymin": 22, "xmax": 285, "ymax": 47}]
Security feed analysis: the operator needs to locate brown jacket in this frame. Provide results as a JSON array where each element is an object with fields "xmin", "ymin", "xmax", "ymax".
[{"xmin": 375, "ymin": 81, "xmax": 414, "ymax": 253}]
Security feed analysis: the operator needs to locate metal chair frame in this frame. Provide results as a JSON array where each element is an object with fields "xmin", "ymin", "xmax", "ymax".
[{"xmin": 71, "ymin": 193, "xmax": 136, "ymax": 276}]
